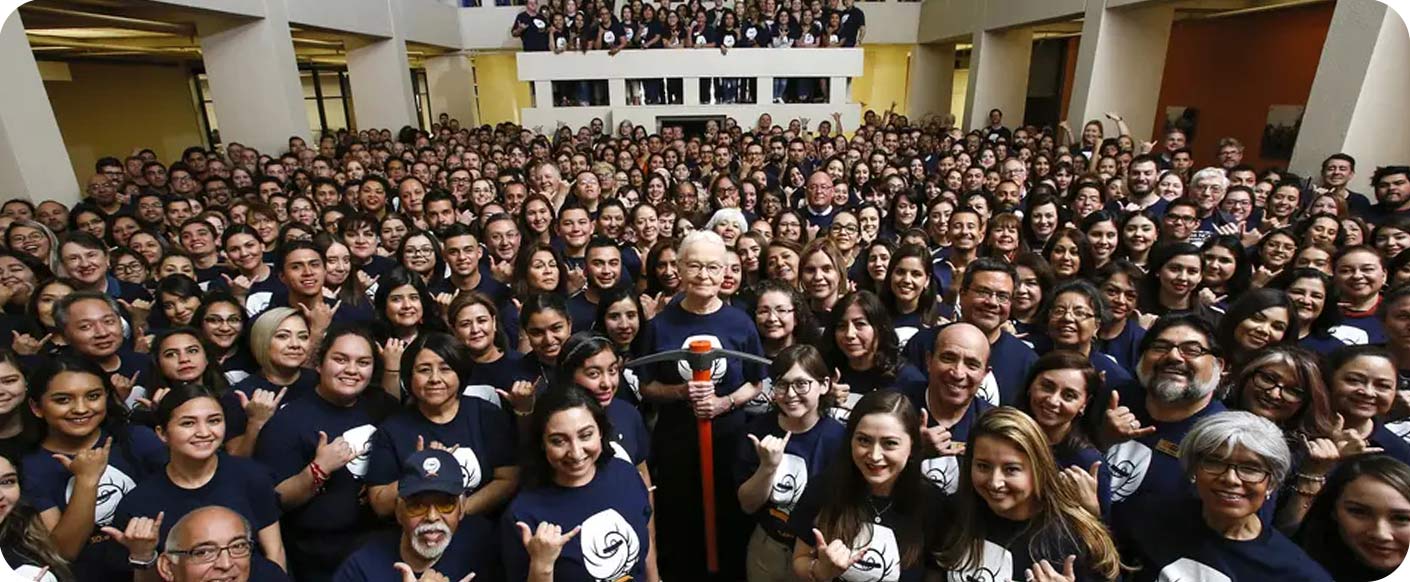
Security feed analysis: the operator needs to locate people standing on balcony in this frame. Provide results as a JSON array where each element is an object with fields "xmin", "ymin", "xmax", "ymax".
[{"xmin": 511, "ymin": 0, "xmax": 550, "ymax": 52}]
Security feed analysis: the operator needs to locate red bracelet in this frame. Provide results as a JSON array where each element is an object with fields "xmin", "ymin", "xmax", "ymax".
[{"xmin": 309, "ymin": 462, "xmax": 329, "ymax": 492}]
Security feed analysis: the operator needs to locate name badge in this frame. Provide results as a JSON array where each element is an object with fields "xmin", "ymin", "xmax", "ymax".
[{"xmin": 1155, "ymin": 439, "xmax": 1180, "ymax": 458}]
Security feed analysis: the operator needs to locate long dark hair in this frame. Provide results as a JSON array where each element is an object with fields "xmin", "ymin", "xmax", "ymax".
[
  {"xmin": 1015, "ymin": 351, "xmax": 1103, "ymax": 452},
  {"xmin": 373, "ymin": 266, "xmax": 447, "ymax": 340},
  {"xmin": 192, "ymin": 291, "xmax": 249, "ymax": 361},
  {"xmin": 1214, "ymin": 288, "xmax": 1299, "ymax": 366},
  {"xmin": 591, "ymin": 287, "xmax": 646, "ymax": 355},
  {"xmin": 878, "ymin": 243, "xmax": 939, "ymax": 325},
  {"xmin": 148, "ymin": 327, "xmax": 230, "ymax": 395},
  {"xmin": 1200, "ymin": 235, "xmax": 1251, "ymax": 297},
  {"xmin": 822, "ymin": 291, "xmax": 903, "ymax": 382},
  {"xmin": 553, "ymin": 332, "xmax": 618, "ymax": 391},
  {"xmin": 1296, "ymin": 455, "xmax": 1410, "ymax": 581},
  {"xmin": 815, "ymin": 391, "xmax": 927, "ymax": 568},
  {"xmin": 1270, "ymin": 268, "xmax": 1341, "ymax": 337},
  {"xmin": 520, "ymin": 385, "xmax": 614, "ymax": 489},
  {"xmin": 0, "ymin": 450, "xmax": 74, "ymax": 582}
]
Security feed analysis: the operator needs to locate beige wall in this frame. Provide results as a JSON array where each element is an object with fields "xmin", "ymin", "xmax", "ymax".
[{"xmin": 44, "ymin": 61, "xmax": 205, "ymax": 183}]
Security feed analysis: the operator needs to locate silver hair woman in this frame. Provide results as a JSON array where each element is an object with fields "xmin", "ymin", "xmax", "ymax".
[
  {"xmin": 706, "ymin": 208, "xmax": 749, "ymax": 247},
  {"xmin": 1112, "ymin": 410, "xmax": 1334, "ymax": 581}
]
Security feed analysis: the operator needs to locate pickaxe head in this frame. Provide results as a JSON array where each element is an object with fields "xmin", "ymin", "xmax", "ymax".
[{"xmin": 624, "ymin": 339, "xmax": 772, "ymax": 374}]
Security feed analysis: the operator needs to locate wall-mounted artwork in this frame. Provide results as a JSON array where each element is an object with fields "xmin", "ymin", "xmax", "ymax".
[
  {"xmin": 1164, "ymin": 106, "xmax": 1199, "ymax": 142},
  {"xmin": 1261, "ymin": 105, "xmax": 1304, "ymax": 160}
]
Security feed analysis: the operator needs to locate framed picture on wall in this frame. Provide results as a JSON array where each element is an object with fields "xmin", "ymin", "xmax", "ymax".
[
  {"xmin": 1164, "ymin": 106, "xmax": 1198, "ymax": 142},
  {"xmin": 1261, "ymin": 105, "xmax": 1304, "ymax": 161}
]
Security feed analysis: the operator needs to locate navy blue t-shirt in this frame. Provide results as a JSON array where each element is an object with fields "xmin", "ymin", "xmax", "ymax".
[
  {"xmin": 567, "ymin": 292, "xmax": 599, "ymax": 335},
  {"xmin": 733, "ymin": 413, "xmax": 845, "ymax": 543},
  {"xmin": 112, "ymin": 454, "xmax": 285, "ymax": 579},
  {"xmin": 464, "ymin": 350, "xmax": 539, "ymax": 407},
  {"xmin": 1055, "ymin": 443, "xmax": 1113, "ymax": 518},
  {"xmin": 1115, "ymin": 495, "xmax": 1332, "ymax": 582},
  {"xmin": 20, "ymin": 426, "xmax": 168, "ymax": 582},
  {"xmin": 639, "ymin": 302, "xmax": 767, "ymax": 434},
  {"xmin": 332, "ymin": 520, "xmax": 498, "ymax": 582},
  {"xmin": 1105, "ymin": 386, "xmax": 1227, "ymax": 506},
  {"xmin": 224, "ymin": 369, "xmax": 321, "ymax": 440},
  {"xmin": 787, "ymin": 470, "xmax": 935, "ymax": 582},
  {"xmin": 365, "ymin": 396, "xmax": 514, "ymax": 496},
  {"xmin": 1338, "ymin": 307, "xmax": 1387, "ymax": 344},
  {"xmin": 501, "ymin": 458, "xmax": 652, "ymax": 582},
  {"xmin": 605, "ymin": 398, "xmax": 650, "ymax": 466},
  {"xmin": 1095, "ymin": 318, "xmax": 1146, "ymax": 376},
  {"xmin": 252, "ymin": 390, "xmax": 395, "ymax": 576},
  {"xmin": 929, "ymin": 498, "xmax": 1106, "ymax": 582},
  {"xmin": 911, "ymin": 397, "xmax": 993, "ymax": 494}
]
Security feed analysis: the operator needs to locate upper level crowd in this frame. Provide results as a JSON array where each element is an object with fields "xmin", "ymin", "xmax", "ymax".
[
  {"xmin": 0, "ymin": 105, "xmax": 1408, "ymax": 582},
  {"xmin": 512, "ymin": 0, "xmax": 868, "ymax": 52}
]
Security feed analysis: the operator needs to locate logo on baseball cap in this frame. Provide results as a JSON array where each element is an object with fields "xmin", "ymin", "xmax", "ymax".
[{"xmin": 399, "ymin": 449, "xmax": 462, "ymax": 498}]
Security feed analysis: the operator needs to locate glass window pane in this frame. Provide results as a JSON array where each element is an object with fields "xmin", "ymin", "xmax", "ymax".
[
  {"xmin": 301, "ymin": 72, "xmax": 319, "ymax": 98},
  {"xmin": 320, "ymin": 72, "xmax": 343, "ymax": 97},
  {"xmin": 322, "ymin": 98, "xmax": 348, "ymax": 130}
]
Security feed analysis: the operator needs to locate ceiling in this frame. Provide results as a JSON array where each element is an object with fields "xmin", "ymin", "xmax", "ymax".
[{"xmin": 19, "ymin": 0, "xmax": 453, "ymax": 67}]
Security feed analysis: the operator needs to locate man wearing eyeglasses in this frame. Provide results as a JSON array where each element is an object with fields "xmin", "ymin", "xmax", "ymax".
[
  {"xmin": 333, "ymin": 449, "xmax": 491, "ymax": 582},
  {"xmin": 157, "ymin": 506, "xmax": 260, "ymax": 582},
  {"xmin": 1103, "ymin": 313, "xmax": 1228, "ymax": 508}
]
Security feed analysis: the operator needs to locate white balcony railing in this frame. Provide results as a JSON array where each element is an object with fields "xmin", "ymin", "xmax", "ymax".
[{"xmin": 515, "ymin": 48, "xmax": 864, "ymax": 130}]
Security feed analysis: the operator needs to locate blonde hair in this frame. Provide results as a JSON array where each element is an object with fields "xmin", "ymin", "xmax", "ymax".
[
  {"xmin": 248, "ymin": 307, "xmax": 305, "ymax": 373},
  {"xmin": 938, "ymin": 407, "xmax": 1121, "ymax": 580}
]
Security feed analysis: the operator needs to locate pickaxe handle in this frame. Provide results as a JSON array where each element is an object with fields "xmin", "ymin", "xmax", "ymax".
[{"xmin": 689, "ymin": 340, "xmax": 720, "ymax": 574}]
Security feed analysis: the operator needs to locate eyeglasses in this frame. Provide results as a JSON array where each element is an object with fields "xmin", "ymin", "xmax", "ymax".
[
  {"xmin": 683, "ymin": 262, "xmax": 725, "ymax": 278},
  {"xmin": 1164, "ymin": 214, "xmax": 1199, "ymax": 224},
  {"xmin": 1197, "ymin": 458, "xmax": 1270, "ymax": 484},
  {"xmin": 1250, "ymin": 369, "xmax": 1306, "ymax": 402},
  {"xmin": 203, "ymin": 315, "xmax": 243, "ymax": 328},
  {"xmin": 113, "ymin": 263, "xmax": 146, "ymax": 276},
  {"xmin": 9, "ymin": 233, "xmax": 45, "ymax": 244},
  {"xmin": 406, "ymin": 246, "xmax": 436, "ymax": 257},
  {"xmin": 831, "ymin": 224, "xmax": 860, "ymax": 235},
  {"xmin": 168, "ymin": 538, "xmax": 254, "ymax": 564},
  {"xmin": 965, "ymin": 287, "xmax": 1012, "ymax": 305},
  {"xmin": 1146, "ymin": 340, "xmax": 1212, "ymax": 358},
  {"xmin": 1049, "ymin": 306, "xmax": 1095, "ymax": 321},
  {"xmin": 758, "ymin": 307, "xmax": 794, "ymax": 318},
  {"xmin": 773, "ymin": 378, "xmax": 818, "ymax": 396},
  {"xmin": 404, "ymin": 496, "xmax": 460, "ymax": 517}
]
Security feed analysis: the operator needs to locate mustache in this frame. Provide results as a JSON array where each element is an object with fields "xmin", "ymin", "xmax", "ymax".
[{"xmin": 415, "ymin": 522, "xmax": 452, "ymax": 537}]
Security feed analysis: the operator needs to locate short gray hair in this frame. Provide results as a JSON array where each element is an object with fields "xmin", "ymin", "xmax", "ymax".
[
  {"xmin": 1191, "ymin": 167, "xmax": 1230, "ymax": 191},
  {"xmin": 53, "ymin": 290, "xmax": 121, "ymax": 335},
  {"xmin": 163, "ymin": 506, "xmax": 253, "ymax": 555},
  {"xmin": 705, "ymin": 209, "xmax": 748, "ymax": 234},
  {"xmin": 1179, "ymin": 410, "xmax": 1291, "ymax": 485},
  {"xmin": 677, "ymin": 230, "xmax": 726, "ymax": 259}
]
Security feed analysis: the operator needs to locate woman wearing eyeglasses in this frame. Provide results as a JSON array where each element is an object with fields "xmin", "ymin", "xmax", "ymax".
[
  {"xmin": 639, "ymin": 232, "xmax": 767, "ymax": 580},
  {"xmin": 194, "ymin": 292, "xmax": 256, "ymax": 386},
  {"xmin": 735, "ymin": 344, "xmax": 845, "ymax": 582},
  {"xmin": 1036, "ymin": 280, "xmax": 1133, "ymax": 386},
  {"xmin": 1114, "ymin": 411, "xmax": 1333, "ymax": 581}
]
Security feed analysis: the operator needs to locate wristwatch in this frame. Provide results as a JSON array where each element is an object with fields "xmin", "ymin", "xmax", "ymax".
[{"xmin": 129, "ymin": 553, "xmax": 158, "ymax": 570}]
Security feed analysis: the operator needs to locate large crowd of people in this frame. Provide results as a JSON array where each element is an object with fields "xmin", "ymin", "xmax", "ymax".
[{"xmin": 0, "ymin": 104, "xmax": 1407, "ymax": 582}]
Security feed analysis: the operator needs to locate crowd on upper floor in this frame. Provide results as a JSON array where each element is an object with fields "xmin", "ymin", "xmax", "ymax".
[
  {"xmin": 0, "ymin": 104, "xmax": 1407, "ymax": 582},
  {"xmin": 512, "ymin": 0, "xmax": 867, "ymax": 53}
]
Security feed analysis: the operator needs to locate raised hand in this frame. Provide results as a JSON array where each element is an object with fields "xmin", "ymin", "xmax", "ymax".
[
  {"xmin": 919, "ymin": 409, "xmax": 963, "ymax": 456},
  {"xmin": 1105, "ymin": 390, "xmax": 1156, "ymax": 444},
  {"xmin": 1134, "ymin": 310, "xmax": 1159, "ymax": 329},
  {"xmin": 118, "ymin": 299, "xmax": 153, "ymax": 324},
  {"xmin": 382, "ymin": 338, "xmax": 408, "ymax": 370},
  {"xmin": 111, "ymin": 371, "xmax": 141, "ymax": 400},
  {"xmin": 747, "ymin": 430, "xmax": 792, "ymax": 470},
  {"xmin": 1026, "ymin": 555, "xmax": 1077, "ymax": 582},
  {"xmin": 313, "ymin": 430, "xmax": 357, "ymax": 473},
  {"xmin": 11, "ymin": 331, "xmax": 52, "ymax": 356},
  {"xmin": 1062, "ymin": 461, "xmax": 1101, "ymax": 516},
  {"xmin": 100, "ymin": 512, "xmax": 164, "ymax": 561},
  {"xmin": 53, "ymin": 437, "xmax": 112, "ymax": 485},
  {"xmin": 222, "ymin": 273, "xmax": 252, "ymax": 298},
  {"xmin": 639, "ymin": 292, "xmax": 666, "ymax": 320},
  {"xmin": 237, "ymin": 387, "xmax": 288, "ymax": 427},
  {"xmin": 358, "ymin": 272, "xmax": 380, "ymax": 291},
  {"xmin": 1196, "ymin": 288, "xmax": 1226, "ymax": 308},
  {"xmin": 517, "ymin": 521, "xmax": 581, "ymax": 566},
  {"xmin": 435, "ymin": 292, "xmax": 455, "ymax": 311},
  {"xmin": 489, "ymin": 255, "xmax": 514, "ymax": 283},
  {"xmin": 1249, "ymin": 265, "xmax": 1279, "ymax": 289},
  {"xmin": 1303, "ymin": 414, "xmax": 1386, "ymax": 474},
  {"xmin": 393, "ymin": 563, "xmax": 476, "ymax": 582},
  {"xmin": 566, "ymin": 265, "xmax": 587, "ymax": 294},
  {"xmin": 298, "ymin": 300, "xmax": 340, "ymax": 337},
  {"xmin": 811, "ymin": 528, "xmax": 865, "ymax": 579},
  {"xmin": 830, "ymin": 369, "xmax": 850, "ymax": 411},
  {"xmin": 135, "ymin": 334, "xmax": 155, "ymax": 354},
  {"xmin": 134, "ymin": 387, "xmax": 171, "ymax": 411},
  {"xmin": 496, "ymin": 380, "xmax": 537, "ymax": 416}
]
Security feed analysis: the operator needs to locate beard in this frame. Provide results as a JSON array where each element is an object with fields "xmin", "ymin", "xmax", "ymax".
[
  {"xmin": 410, "ymin": 522, "xmax": 453, "ymax": 560},
  {"xmin": 1139, "ymin": 361, "xmax": 1222, "ymax": 404}
]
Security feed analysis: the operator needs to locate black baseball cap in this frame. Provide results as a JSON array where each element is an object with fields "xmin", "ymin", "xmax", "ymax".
[{"xmin": 398, "ymin": 450, "xmax": 462, "ymax": 498}]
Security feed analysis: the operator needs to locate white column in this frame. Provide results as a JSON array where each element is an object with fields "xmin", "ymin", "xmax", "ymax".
[
  {"xmin": 684, "ymin": 78, "xmax": 701, "ymax": 105},
  {"xmin": 964, "ymin": 27, "xmax": 1032, "ymax": 132},
  {"xmin": 196, "ymin": 2, "xmax": 307, "ymax": 156},
  {"xmin": 1065, "ymin": 0, "xmax": 1174, "ymax": 142},
  {"xmin": 425, "ymin": 53, "xmax": 477, "ymax": 128},
  {"xmin": 0, "ymin": 11, "xmax": 79, "ymax": 204},
  {"xmin": 908, "ymin": 42, "xmax": 955, "ymax": 121},
  {"xmin": 607, "ymin": 78, "xmax": 628, "ymax": 107},
  {"xmin": 829, "ymin": 77, "xmax": 848, "ymax": 105},
  {"xmin": 1290, "ymin": 0, "xmax": 1410, "ymax": 178},
  {"xmin": 346, "ymin": 35, "xmax": 418, "ymax": 131}
]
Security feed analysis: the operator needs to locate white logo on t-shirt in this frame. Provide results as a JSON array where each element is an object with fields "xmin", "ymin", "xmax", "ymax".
[
  {"xmin": 921, "ymin": 455, "xmax": 959, "ymax": 494},
  {"xmin": 67, "ymin": 464, "xmax": 136, "ymax": 527},
  {"xmin": 451, "ymin": 447, "xmax": 484, "ymax": 492},
  {"xmin": 1157, "ymin": 558, "xmax": 1232, "ymax": 582},
  {"xmin": 676, "ymin": 335, "xmax": 727, "ymax": 382},
  {"xmin": 1106, "ymin": 439, "xmax": 1153, "ymax": 502},
  {"xmin": 945, "ymin": 540, "xmax": 1014, "ymax": 582},
  {"xmin": 770, "ymin": 454, "xmax": 809, "ymax": 511},
  {"xmin": 581, "ymin": 508, "xmax": 642, "ymax": 581},
  {"xmin": 841, "ymin": 523, "xmax": 901, "ymax": 582},
  {"xmin": 342, "ymin": 424, "xmax": 378, "ymax": 479}
]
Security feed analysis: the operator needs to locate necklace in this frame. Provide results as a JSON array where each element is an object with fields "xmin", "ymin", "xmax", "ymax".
[{"xmin": 866, "ymin": 496, "xmax": 892, "ymax": 524}]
